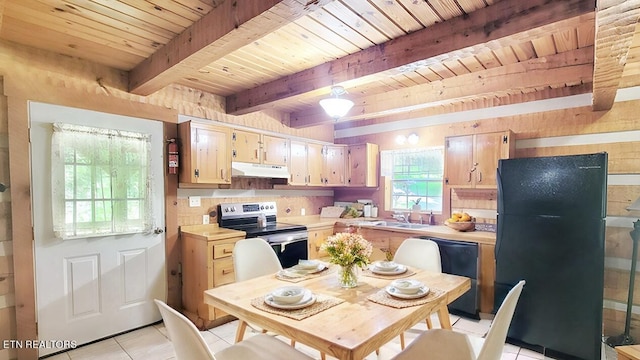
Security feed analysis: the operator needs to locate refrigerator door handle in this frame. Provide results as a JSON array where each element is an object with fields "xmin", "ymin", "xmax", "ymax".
[{"xmin": 496, "ymin": 167, "xmax": 504, "ymax": 256}]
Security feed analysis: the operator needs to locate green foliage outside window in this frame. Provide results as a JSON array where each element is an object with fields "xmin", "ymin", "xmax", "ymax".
[
  {"xmin": 52, "ymin": 123, "xmax": 152, "ymax": 239},
  {"xmin": 382, "ymin": 147, "xmax": 444, "ymax": 212}
]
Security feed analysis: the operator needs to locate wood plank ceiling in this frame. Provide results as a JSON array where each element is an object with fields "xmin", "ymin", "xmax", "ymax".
[{"xmin": 1, "ymin": 0, "xmax": 639, "ymax": 129}]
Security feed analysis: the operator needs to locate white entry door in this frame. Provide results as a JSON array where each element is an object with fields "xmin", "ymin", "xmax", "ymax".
[{"xmin": 30, "ymin": 102, "xmax": 166, "ymax": 356}]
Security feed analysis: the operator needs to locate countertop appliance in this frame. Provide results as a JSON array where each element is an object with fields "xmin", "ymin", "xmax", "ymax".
[
  {"xmin": 495, "ymin": 153, "xmax": 607, "ymax": 360},
  {"xmin": 218, "ymin": 201, "xmax": 308, "ymax": 268}
]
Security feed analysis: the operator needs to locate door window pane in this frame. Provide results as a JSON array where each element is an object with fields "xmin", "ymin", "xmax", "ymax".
[{"xmin": 51, "ymin": 123, "xmax": 153, "ymax": 239}]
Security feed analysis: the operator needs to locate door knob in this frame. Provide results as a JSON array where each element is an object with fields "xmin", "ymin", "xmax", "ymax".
[{"xmin": 154, "ymin": 228, "xmax": 164, "ymax": 234}]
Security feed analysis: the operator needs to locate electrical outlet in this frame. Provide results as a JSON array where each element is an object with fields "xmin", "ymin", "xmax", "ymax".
[
  {"xmin": 202, "ymin": 215, "xmax": 209, "ymax": 224},
  {"xmin": 188, "ymin": 196, "xmax": 201, "ymax": 207},
  {"xmin": 301, "ymin": 208, "xmax": 305, "ymax": 216}
]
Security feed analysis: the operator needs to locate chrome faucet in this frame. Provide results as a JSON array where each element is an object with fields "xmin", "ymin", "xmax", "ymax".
[{"xmin": 391, "ymin": 212, "xmax": 410, "ymax": 223}]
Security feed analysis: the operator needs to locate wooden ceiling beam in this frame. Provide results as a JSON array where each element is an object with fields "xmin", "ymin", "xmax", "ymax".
[
  {"xmin": 290, "ymin": 47, "xmax": 594, "ymax": 128},
  {"xmin": 332, "ymin": 84, "xmax": 594, "ymax": 133},
  {"xmin": 128, "ymin": 0, "xmax": 332, "ymax": 96},
  {"xmin": 592, "ymin": 0, "xmax": 640, "ymax": 111},
  {"xmin": 227, "ymin": 0, "xmax": 595, "ymax": 116}
]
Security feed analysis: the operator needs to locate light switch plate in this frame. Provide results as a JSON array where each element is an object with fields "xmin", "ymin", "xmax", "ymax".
[
  {"xmin": 202, "ymin": 215, "xmax": 210, "ymax": 224},
  {"xmin": 188, "ymin": 196, "xmax": 201, "ymax": 207}
]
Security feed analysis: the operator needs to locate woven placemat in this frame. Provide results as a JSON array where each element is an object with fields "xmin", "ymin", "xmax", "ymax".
[
  {"xmin": 361, "ymin": 267, "xmax": 417, "ymax": 279},
  {"xmin": 275, "ymin": 264, "xmax": 336, "ymax": 283},
  {"xmin": 251, "ymin": 293, "xmax": 344, "ymax": 320},
  {"xmin": 367, "ymin": 287, "xmax": 445, "ymax": 308}
]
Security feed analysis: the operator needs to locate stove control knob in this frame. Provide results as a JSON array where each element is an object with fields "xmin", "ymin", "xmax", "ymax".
[
  {"xmin": 270, "ymin": 205, "xmax": 274, "ymax": 209},
  {"xmin": 231, "ymin": 207, "xmax": 236, "ymax": 212},
  {"xmin": 260, "ymin": 205, "xmax": 264, "ymax": 210}
]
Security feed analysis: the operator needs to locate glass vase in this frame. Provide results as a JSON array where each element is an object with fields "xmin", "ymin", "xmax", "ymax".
[{"xmin": 339, "ymin": 264, "xmax": 359, "ymax": 288}]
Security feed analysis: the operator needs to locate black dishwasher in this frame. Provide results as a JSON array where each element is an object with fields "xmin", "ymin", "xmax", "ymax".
[{"xmin": 420, "ymin": 237, "xmax": 479, "ymax": 319}]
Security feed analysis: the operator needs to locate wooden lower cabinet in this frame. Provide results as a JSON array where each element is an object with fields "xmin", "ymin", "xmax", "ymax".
[
  {"xmin": 617, "ymin": 345, "xmax": 640, "ymax": 360},
  {"xmin": 308, "ymin": 226, "xmax": 334, "ymax": 259},
  {"xmin": 181, "ymin": 232, "xmax": 245, "ymax": 329},
  {"xmin": 478, "ymin": 243, "xmax": 496, "ymax": 314}
]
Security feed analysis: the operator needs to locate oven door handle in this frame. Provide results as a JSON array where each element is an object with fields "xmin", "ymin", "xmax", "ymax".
[{"xmin": 273, "ymin": 237, "xmax": 307, "ymax": 251}]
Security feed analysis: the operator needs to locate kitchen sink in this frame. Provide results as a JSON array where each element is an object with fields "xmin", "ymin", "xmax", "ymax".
[
  {"xmin": 350, "ymin": 221, "xmax": 431, "ymax": 230},
  {"xmin": 379, "ymin": 223, "xmax": 431, "ymax": 230}
]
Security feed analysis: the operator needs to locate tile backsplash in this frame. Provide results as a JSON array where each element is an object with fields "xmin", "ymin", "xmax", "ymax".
[{"xmin": 177, "ymin": 193, "xmax": 334, "ymax": 226}]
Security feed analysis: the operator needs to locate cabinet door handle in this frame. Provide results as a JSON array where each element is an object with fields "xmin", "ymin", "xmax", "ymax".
[
  {"xmin": 222, "ymin": 268, "xmax": 234, "ymax": 275},
  {"xmin": 223, "ymin": 248, "xmax": 233, "ymax": 254},
  {"xmin": 255, "ymin": 149, "xmax": 259, "ymax": 160},
  {"xmin": 477, "ymin": 171, "xmax": 482, "ymax": 182}
]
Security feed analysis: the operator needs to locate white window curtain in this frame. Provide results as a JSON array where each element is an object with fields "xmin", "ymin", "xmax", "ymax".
[{"xmin": 51, "ymin": 123, "xmax": 153, "ymax": 239}]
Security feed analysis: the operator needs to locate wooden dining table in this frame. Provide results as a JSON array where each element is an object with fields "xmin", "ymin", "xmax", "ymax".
[{"xmin": 204, "ymin": 265, "xmax": 471, "ymax": 360}]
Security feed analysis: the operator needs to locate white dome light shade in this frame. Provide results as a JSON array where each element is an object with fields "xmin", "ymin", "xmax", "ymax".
[
  {"xmin": 319, "ymin": 98, "xmax": 354, "ymax": 119},
  {"xmin": 320, "ymin": 86, "xmax": 354, "ymax": 120},
  {"xmin": 407, "ymin": 133, "xmax": 419, "ymax": 145}
]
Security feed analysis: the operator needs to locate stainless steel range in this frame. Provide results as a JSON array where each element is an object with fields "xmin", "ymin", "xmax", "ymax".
[{"xmin": 218, "ymin": 201, "xmax": 308, "ymax": 268}]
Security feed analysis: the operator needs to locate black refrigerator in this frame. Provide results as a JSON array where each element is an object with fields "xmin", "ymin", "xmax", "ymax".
[{"xmin": 495, "ymin": 153, "xmax": 607, "ymax": 360}]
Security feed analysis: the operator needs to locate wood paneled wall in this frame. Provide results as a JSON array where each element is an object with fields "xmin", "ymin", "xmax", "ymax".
[
  {"xmin": 0, "ymin": 78, "xmax": 17, "ymax": 360},
  {"xmin": 0, "ymin": 39, "xmax": 335, "ymax": 359},
  {"xmin": 335, "ymin": 99, "xmax": 640, "ymax": 341},
  {"xmin": 0, "ymin": 36, "xmax": 638, "ymax": 356}
]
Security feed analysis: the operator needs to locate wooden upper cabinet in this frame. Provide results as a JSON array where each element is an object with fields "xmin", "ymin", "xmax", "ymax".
[
  {"xmin": 444, "ymin": 130, "xmax": 514, "ymax": 188},
  {"xmin": 232, "ymin": 129, "xmax": 261, "ymax": 163},
  {"xmin": 262, "ymin": 135, "xmax": 288, "ymax": 166},
  {"xmin": 179, "ymin": 121, "xmax": 232, "ymax": 185},
  {"xmin": 289, "ymin": 140, "xmax": 308, "ymax": 186},
  {"xmin": 289, "ymin": 141, "xmax": 335, "ymax": 187},
  {"xmin": 231, "ymin": 130, "xmax": 288, "ymax": 166},
  {"xmin": 307, "ymin": 143, "xmax": 325, "ymax": 186},
  {"xmin": 347, "ymin": 143, "xmax": 379, "ymax": 187},
  {"xmin": 323, "ymin": 144, "xmax": 347, "ymax": 186}
]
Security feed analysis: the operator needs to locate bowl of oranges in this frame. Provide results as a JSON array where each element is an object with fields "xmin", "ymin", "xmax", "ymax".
[{"xmin": 444, "ymin": 212, "xmax": 475, "ymax": 232}]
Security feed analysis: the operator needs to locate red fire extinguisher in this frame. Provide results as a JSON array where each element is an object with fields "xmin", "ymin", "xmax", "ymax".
[{"xmin": 168, "ymin": 139, "xmax": 179, "ymax": 175}]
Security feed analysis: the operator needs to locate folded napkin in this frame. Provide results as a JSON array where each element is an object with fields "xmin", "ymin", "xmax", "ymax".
[{"xmin": 367, "ymin": 287, "xmax": 445, "ymax": 309}]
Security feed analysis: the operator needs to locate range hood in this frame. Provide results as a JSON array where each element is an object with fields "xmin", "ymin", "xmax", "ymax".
[{"xmin": 231, "ymin": 162, "xmax": 290, "ymax": 179}]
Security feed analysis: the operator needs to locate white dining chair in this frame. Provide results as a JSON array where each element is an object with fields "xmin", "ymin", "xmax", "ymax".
[
  {"xmin": 390, "ymin": 280, "xmax": 526, "ymax": 360},
  {"xmin": 392, "ymin": 238, "xmax": 442, "ymax": 349},
  {"xmin": 233, "ymin": 238, "xmax": 327, "ymax": 360},
  {"xmin": 233, "ymin": 237, "xmax": 283, "ymax": 283},
  {"xmin": 233, "ymin": 238, "xmax": 283, "ymax": 343},
  {"xmin": 154, "ymin": 299, "xmax": 313, "ymax": 360}
]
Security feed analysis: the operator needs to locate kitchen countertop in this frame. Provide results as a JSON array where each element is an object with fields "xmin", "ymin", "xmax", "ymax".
[
  {"xmin": 179, "ymin": 216, "xmax": 495, "ymax": 245},
  {"xmin": 180, "ymin": 224, "xmax": 246, "ymax": 241},
  {"xmin": 283, "ymin": 215, "xmax": 496, "ymax": 245}
]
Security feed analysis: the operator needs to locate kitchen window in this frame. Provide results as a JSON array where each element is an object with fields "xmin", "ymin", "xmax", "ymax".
[
  {"xmin": 381, "ymin": 147, "xmax": 444, "ymax": 212},
  {"xmin": 51, "ymin": 123, "xmax": 153, "ymax": 239}
]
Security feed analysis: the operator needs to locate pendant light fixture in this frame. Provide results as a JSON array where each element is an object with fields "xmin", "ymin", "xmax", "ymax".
[{"xmin": 319, "ymin": 86, "xmax": 354, "ymax": 120}]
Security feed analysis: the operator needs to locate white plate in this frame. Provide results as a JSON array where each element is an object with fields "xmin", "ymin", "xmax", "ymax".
[
  {"xmin": 290, "ymin": 263, "xmax": 326, "ymax": 274},
  {"xmin": 264, "ymin": 290, "xmax": 317, "ymax": 309},
  {"xmin": 296, "ymin": 260, "xmax": 321, "ymax": 270},
  {"xmin": 372, "ymin": 261, "xmax": 399, "ymax": 271},
  {"xmin": 385, "ymin": 285, "xmax": 430, "ymax": 299},
  {"xmin": 370, "ymin": 264, "xmax": 407, "ymax": 275}
]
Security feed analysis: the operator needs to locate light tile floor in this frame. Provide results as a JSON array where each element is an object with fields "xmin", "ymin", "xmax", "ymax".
[{"xmin": 43, "ymin": 314, "xmax": 619, "ymax": 360}]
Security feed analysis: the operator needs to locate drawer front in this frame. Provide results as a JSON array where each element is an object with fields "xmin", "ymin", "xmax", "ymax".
[
  {"xmin": 212, "ymin": 243, "xmax": 234, "ymax": 259},
  {"xmin": 212, "ymin": 257, "xmax": 235, "ymax": 286}
]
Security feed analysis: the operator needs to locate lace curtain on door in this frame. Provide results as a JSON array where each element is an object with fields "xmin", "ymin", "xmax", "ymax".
[{"xmin": 51, "ymin": 123, "xmax": 153, "ymax": 239}]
